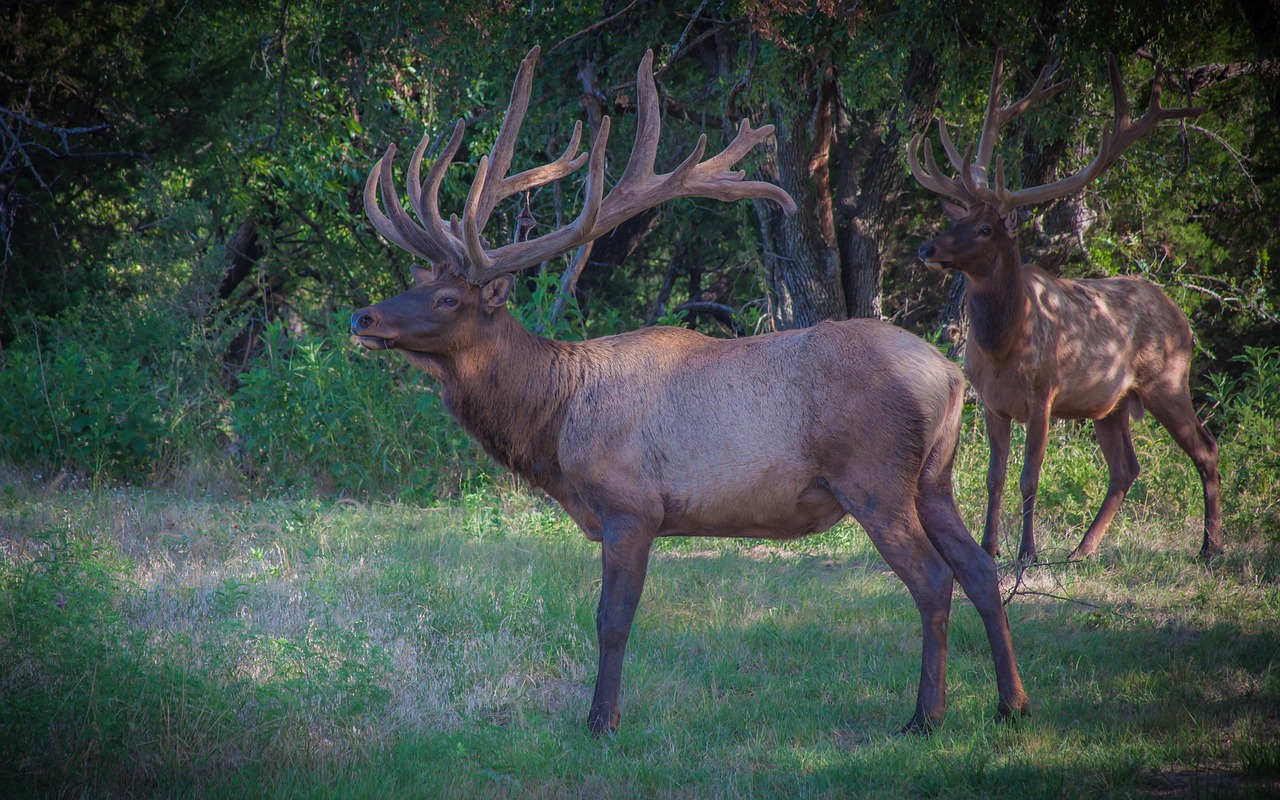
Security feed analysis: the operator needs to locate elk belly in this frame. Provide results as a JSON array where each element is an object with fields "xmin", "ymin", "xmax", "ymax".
[{"xmin": 657, "ymin": 472, "xmax": 847, "ymax": 540}]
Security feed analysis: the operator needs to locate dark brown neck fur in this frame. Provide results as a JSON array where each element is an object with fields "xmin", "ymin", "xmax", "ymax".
[
  {"xmin": 964, "ymin": 237, "xmax": 1027, "ymax": 359},
  {"xmin": 435, "ymin": 310, "xmax": 584, "ymax": 490}
]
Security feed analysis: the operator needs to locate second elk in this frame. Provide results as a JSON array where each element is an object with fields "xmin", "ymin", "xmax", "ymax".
[{"xmin": 909, "ymin": 51, "xmax": 1222, "ymax": 562}]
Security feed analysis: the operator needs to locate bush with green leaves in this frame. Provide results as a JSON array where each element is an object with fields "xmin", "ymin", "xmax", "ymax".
[
  {"xmin": 0, "ymin": 338, "xmax": 163, "ymax": 479},
  {"xmin": 229, "ymin": 316, "xmax": 485, "ymax": 500},
  {"xmin": 1206, "ymin": 346, "xmax": 1280, "ymax": 539}
]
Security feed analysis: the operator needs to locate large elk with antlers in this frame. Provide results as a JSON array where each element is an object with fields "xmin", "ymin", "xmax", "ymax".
[
  {"xmin": 350, "ymin": 47, "xmax": 1028, "ymax": 734},
  {"xmin": 909, "ymin": 51, "xmax": 1221, "ymax": 563}
]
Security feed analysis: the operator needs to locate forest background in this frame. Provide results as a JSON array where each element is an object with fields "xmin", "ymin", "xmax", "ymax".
[
  {"xmin": 1, "ymin": 0, "xmax": 1277, "ymax": 494},
  {"xmin": 3, "ymin": 2, "xmax": 1280, "ymax": 797}
]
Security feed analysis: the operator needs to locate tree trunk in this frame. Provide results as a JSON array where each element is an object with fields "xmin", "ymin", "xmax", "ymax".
[
  {"xmin": 838, "ymin": 48, "xmax": 940, "ymax": 319},
  {"xmin": 754, "ymin": 99, "xmax": 845, "ymax": 330}
]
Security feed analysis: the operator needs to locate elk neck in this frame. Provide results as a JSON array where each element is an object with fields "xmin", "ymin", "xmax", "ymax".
[
  {"xmin": 963, "ymin": 235, "xmax": 1028, "ymax": 360},
  {"xmin": 434, "ymin": 307, "xmax": 583, "ymax": 490}
]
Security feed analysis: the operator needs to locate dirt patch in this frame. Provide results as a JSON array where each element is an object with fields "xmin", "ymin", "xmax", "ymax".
[{"xmin": 1140, "ymin": 767, "xmax": 1280, "ymax": 798}]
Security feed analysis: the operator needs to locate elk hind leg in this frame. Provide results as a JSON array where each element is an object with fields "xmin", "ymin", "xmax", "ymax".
[
  {"xmin": 822, "ymin": 478, "xmax": 954, "ymax": 733},
  {"xmin": 1141, "ymin": 383, "xmax": 1223, "ymax": 556},
  {"xmin": 916, "ymin": 474, "xmax": 1030, "ymax": 722},
  {"xmin": 1070, "ymin": 407, "xmax": 1140, "ymax": 559}
]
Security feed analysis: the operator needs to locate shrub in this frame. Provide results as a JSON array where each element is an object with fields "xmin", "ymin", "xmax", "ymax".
[
  {"xmin": 1207, "ymin": 346, "xmax": 1280, "ymax": 540},
  {"xmin": 0, "ymin": 338, "xmax": 163, "ymax": 479},
  {"xmin": 229, "ymin": 316, "xmax": 486, "ymax": 500}
]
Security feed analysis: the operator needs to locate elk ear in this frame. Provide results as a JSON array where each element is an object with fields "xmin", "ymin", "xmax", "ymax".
[
  {"xmin": 942, "ymin": 201, "xmax": 968, "ymax": 222},
  {"xmin": 411, "ymin": 264, "xmax": 439, "ymax": 285},
  {"xmin": 481, "ymin": 275, "xmax": 514, "ymax": 309},
  {"xmin": 1001, "ymin": 210, "xmax": 1020, "ymax": 235}
]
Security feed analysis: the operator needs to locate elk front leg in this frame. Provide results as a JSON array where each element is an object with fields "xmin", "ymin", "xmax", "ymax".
[
  {"xmin": 1017, "ymin": 404, "xmax": 1052, "ymax": 563},
  {"xmin": 982, "ymin": 409, "xmax": 1012, "ymax": 558},
  {"xmin": 587, "ymin": 519, "xmax": 655, "ymax": 735}
]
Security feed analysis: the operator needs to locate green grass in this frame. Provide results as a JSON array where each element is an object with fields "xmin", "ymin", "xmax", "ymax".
[{"xmin": 1, "ymin": 414, "xmax": 1278, "ymax": 798}]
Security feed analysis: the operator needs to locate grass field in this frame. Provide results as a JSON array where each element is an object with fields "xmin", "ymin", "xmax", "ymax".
[{"xmin": 1, "ymin": 414, "xmax": 1278, "ymax": 798}]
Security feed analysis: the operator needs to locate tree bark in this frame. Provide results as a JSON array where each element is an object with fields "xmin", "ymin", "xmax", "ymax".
[
  {"xmin": 838, "ymin": 47, "xmax": 940, "ymax": 320},
  {"xmin": 754, "ymin": 98, "xmax": 845, "ymax": 330}
]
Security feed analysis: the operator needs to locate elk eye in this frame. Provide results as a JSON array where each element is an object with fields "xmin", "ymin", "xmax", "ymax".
[
  {"xmin": 979, "ymin": 226, "xmax": 992, "ymax": 236},
  {"xmin": 437, "ymin": 295, "xmax": 458, "ymax": 309}
]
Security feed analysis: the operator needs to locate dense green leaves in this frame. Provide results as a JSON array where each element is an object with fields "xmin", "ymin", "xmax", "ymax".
[{"xmin": 0, "ymin": 0, "xmax": 1277, "ymax": 491}]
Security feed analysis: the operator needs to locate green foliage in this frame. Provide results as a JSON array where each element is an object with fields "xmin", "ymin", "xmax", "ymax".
[
  {"xmin": 1206, "ymin": 346, "xmax": 1280, "ymax": 539},
  {"xmin": 229, "ymin": 315, "xmax": 485, "ymax": 500},
  {"xmin": 0, "ymin": 339, "xmax": 163, "ymax": 478},
  {"xmin": 510, "ymin": 267, "xmax": 588, "ymax": 341},
  {"xmin": 0, "ymin": 518, "xmax": 400, "ymax": 796}
]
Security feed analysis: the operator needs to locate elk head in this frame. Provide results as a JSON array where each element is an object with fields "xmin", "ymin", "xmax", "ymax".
[
  {"xmin": 908, "ymin": 50, "xmax": 1204, "ymax": 279},
  {"xmin": 351, "ymin": 46, "xmax": 796, "ymax": 356}
]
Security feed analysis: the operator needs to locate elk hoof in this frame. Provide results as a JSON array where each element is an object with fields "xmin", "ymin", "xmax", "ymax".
[
  {"xmin": 1067, "ymin": 546, "xmax": 1095, "ymax": 561},
  {"xmin": 1199, "ymin": 542, "xmax": 1226, "ymax": 560},
  {"xmin": 997, "ymin": 698, "xmax": 1031, "ymax": 724},
  {"xmin": 895, "ymin": 714, "xmax": 940, "ymax": 737},
  {"xmin": 587, "ymin": 707, "xmax": 621, "ymax": 736}
]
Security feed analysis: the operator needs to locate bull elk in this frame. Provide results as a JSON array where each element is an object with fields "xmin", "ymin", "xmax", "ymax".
[
  {"xmin": 909, "ymin": 51, "xmax": 1222, "ymax": 562},
  {"xmin": 351, "ymin": 46, "xmax": 1029, "ymax": 734}
]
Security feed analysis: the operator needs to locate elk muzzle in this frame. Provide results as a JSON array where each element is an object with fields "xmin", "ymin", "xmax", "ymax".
[
  {"xmin": 917, "ymin": 241, "xmax": 947, "ymax": 273},
  {"xmin": 350, "ymin": 308, "xmax": 392, "ymax": 350}
]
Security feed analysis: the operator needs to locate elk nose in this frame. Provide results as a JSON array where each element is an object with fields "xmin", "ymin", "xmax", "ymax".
[
  {"xmin": 350, "ymin": 310, "xmax": 375, "ymax": 335},
  {"xmin": 918, "ymin": 242, "xmax": 936, "ymax": 261}
]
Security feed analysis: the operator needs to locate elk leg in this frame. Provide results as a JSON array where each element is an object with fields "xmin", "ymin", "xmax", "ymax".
[
  {"xmin": 824, "ymin": 481, "xmax": 954, "ymax": 733},
  {"xmin": 1017, "ymin": 405, "xmax": 1051, "ymax": 563},
  {"xmin": 1071, "ymin": 410, "xmax": 1140, "ymax": 559},
  {"xmin": 587, "ymin": 520, "xmax": 655, "ymax": 735},
  {"xmin": 916, "ymin": 487, "xmax": 1030, "ymax": 722},
  {"xmin": 982, "ymin": 410, "xmax": 1012, "ymax": 558},
  {"xmin": 1141, "ymin": 385, "xmax": 1223, "ymax": 556}
]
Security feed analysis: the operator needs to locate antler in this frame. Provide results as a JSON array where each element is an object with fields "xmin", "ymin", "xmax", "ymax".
[
  {"xmin": 365, "ymin": 46, "xmax": 797, "ymax": 285},
  {"xmin": 908, "ymin": 50, "xmax": 1204, "ymax": 213},
  {"xmin": 908, "ymin": 49, "xmax": 1067, "ymax": 208}
]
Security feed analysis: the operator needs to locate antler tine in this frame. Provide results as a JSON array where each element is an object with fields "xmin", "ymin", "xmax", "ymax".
[
  {"xmin": 697, "ymin": 119, "xmax": 798, "ymax": 212},
  {"xmin": 997, "ymin": 121, "xmax": 1114, "ymax": 211},
  {"xmin": 619, "ymin": 50, "xmax": 662, "ymax": 186},
  {"xmin": 409, "ymin": 119, "xmax": 464, "ymax": 235},
  {"xmin": 460, "ymin": 47, "xmax": 592, "ymax": 280},
  {"xmin": 936, "ymin": 119, "xmax": 966, "ymax": 175},
  {"xmin": 498, "ymin": 121, "xmax": 587, "ymax": 197},
  {"xmin": 998, "ymin": 61, "xmax": 1069, "ymax": 128},
  {"xmin": 971, "ymin": 48, "xmax": 1008, "ymax": 183},
  {"xmin": 364, "ymin": 151, "xmax": 415, "ymax": 254},
  {"xmin": 995, "ymin": 55, "xmax": 1202, "ymax": 213},
  {"xmin": 470, "ymin": 47, "xmax": 540, "ymax": 229},
  {"xmin": 1099, "ymin": 54, "xmax": 1206, "ymax": 171},
  {"xmin": 467, "ymin": 47, "xmax": 795, "ymax": 283},
  {"xmin": 469, "ymin": 116, "xmax": 611, "ymax": 285},
  {"xmin": 364, "ymin": 144, "xmax": 462, "ymax": 266},
  {"xmin": 907, "ymin": 131, "xmax": 974, "ymax": 206},
  {"xmin": 972, "ymin": 50, "xmax": 1069, "ymax": 186}
]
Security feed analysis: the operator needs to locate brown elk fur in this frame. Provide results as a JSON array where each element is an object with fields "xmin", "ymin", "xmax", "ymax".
[
  {"xmin": 910, "ymin": 52, "xmax": 1220, "ymax": 562},
  {"xmin": 352, "ymin": 267, "xmax": 1030, "ymax": 734},
  {"xmin": 354, "ymin": 45, "xmax": 1028, "ymax": 735},
  {"xmin": 918, "ymin": 202, "xmax": 1222, "ymax": 561}
]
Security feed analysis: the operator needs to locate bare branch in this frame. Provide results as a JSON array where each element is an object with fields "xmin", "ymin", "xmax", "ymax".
[{"xmin": 548, "ymin": 0, "xmax": 639, "ymax": 54}]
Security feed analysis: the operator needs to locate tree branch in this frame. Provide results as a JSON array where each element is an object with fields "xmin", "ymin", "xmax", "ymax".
[{"xmin": 548, "ymin": 0, "xmax": 639, "ymax": 54}]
